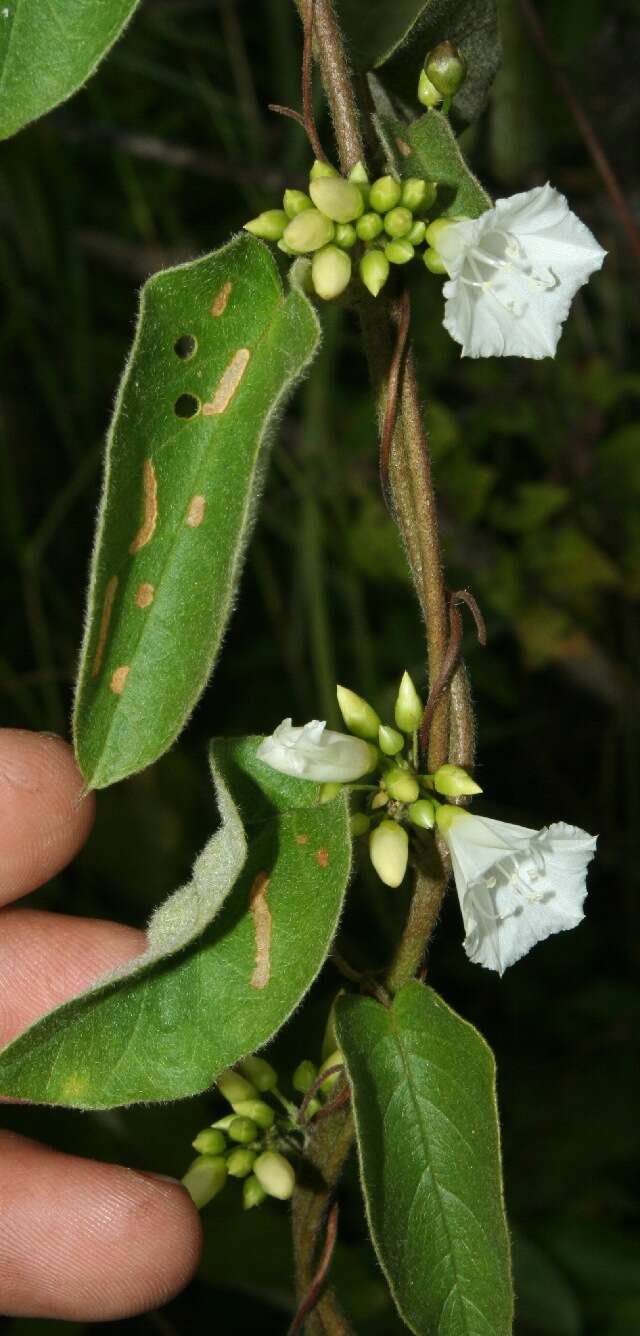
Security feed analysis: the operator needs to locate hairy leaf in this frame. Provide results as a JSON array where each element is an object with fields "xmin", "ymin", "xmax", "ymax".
[
  {"xmin": 336, "ymin": 981, "xmax": 513, "ymax": 1336},
  {"xmin": 73, "ymin": 235, "xmax": 320, "ymax": 789},
  {"xmin": 0, "ymin": 0, "xmax": 142, "ymax": 140},
  {"xmin": 0, "ymin": 739, "xmax": 350, "ymax": 1109},
  {"xmin": 397, "ymin": 109, "xmax": 491, "ymax": 216}
]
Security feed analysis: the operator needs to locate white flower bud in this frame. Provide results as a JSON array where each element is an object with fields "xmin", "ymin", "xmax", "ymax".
[
  {"xmin": 309, "ymin": 177, "xmax": 365, "ymax": 223},
  {"xmin": 283, "ymin": 208, "xmax": 335, "ymax": 254},
  {"xmin": 182, "ymin": 1155, "xmax": 227, "ymax": 1208},
  {"xmin": 369, "ymin": 819, "xmax": 409, "ymax": 888},
  {"xmin": 258, "ymin": 719, "xmax": 376, "ymax": 783},
  {"xmin": 311, "ymin": 245, "xmax": 352, "ymax": 300},
  {"xmin": 253, "ymin": 1150, "xmax": 296, "ymax": 1201}
]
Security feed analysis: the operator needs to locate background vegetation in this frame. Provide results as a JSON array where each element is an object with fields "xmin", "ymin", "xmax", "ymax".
[{"xmin": 1, "ymin": 0, "xmax": 639, "ymax": 1330}]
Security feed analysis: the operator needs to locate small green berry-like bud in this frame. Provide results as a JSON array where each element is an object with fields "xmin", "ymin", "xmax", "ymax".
[
  {"xmin": 424, "ymin": 247, "xmax": 447, "ymax": 274},
  {"xmin": 384, "ymin": 206, "xmax": 413, "ymax": 238},
  {"xmin": 418, "ymin": 69, "xmax": 443, "ymax": 107},
  {"xmin": 378, "ymin": 724, "xmax": 405, "ymax": 756},
  {"xmin": 432, "ymin": 763, "xmax": 482, "ymax": 797},
  {"xmin": 182, "ymin": 1155, "xmax": 227, "ymax": 1208},
  {"xmin": 239, "ymin": 1055, "xmax": 278, "ymax": 1092},
  {"xmin": 253, "ymin": 1151, "xmax": 296, "ymax": 1201},
  {"xmin": 371, "ymin": 789, "xmax": 389, "ymax": 810},
  {"xmin": 192, "ymin": 1128, "xmax": 226, "ymax": 1155},
  {"xmin": 395, "ymin": 671, "xmax": 423, "ymax": 732},
  {"xmin": 244, "ymin": 209, "xmax": 288, "ymax": 241},
  {"xmin": 318, "ymin": 1049, "xmax": 343, "ymax": 1094},
  {"xmin": 312, "ymin": 245, "xmax": 352, "ymax": 300},
  {"xmin": 385, "ymin": 238, "xmax": 414, "ymax": 265},
  {"xmin": 293, "ymin": 1059, "xmax": 317, "ymax": 1094},
  {"xmin": 228, "ymin": 1116, "xmax": 259, "ymax": 1144},
  {"xmin": 351, "ymin": 811, "xmax": 371, "ymax": 837},
  {"xmin": 425, "ymin": 40, "xmax": 468, "ymax": 97},
  {"xmin": 348, "ymin": 160, "xmax": 369, "ymax": 185},
  {"xmin": 335, "ymin": 222, "xmax": 357, "ymax": 249},
  {"xmin": 384, "ymin": 767, "xmax": 420, "ymax": 804},
  {"xmin": 218, "ymin": 1069, "xmax": 256, "ymax": 1105},
  {"xmin": 243, "ymin": 1174, "xmax": 267, "ymax": 1210},
  {"xmin": 369, "ymin": 175, "xmax": 402, "ymax": 213},
  {"xmin": 319, "ymin": 781, "xmax": 343, "ymax": 803},
  {"xmin": 226, "ymin": 1147, "xmax": 257, "ymax": 1178},
  {"xmin": 283, "ymin": 188, "xmax": 313, "ymax": 219},
  {"xmin": 232, "ymin": 1099, "xmax": 276, "ymax": 1130},
  {"xmin": 210, "ymin": 1113, "xmax": 236, "ymax": 1131},
  {"xmin": 310, "ymin": 158, "xmax": 339, "ymax": 180},
  {"xmin": 283, "ymin": 208, "xmax": 335, "ymax": 254},
  {"xmin": 337, "ymin": 685, "xmax": 380, "ymax": 739},
  {"xmin": 425, "ymin": 217, "xmax": 461, "ymax": 252},
  {"xmin": 407, "ymin": 219, "xmax": 426, "ymax": 246},
  {"xmin": 356, "ymin": 211, "xmax": 384, "ymax": 241},
  {"xmin": 369, "ymin": 820, "xmax": 409, "ymax": 888},
  {"xmin": 309, "ymin": 177, "xmax": 365, "ymax": 223},
  {"xmin": 401, "ymin": 178, "xmax": 437, "ymax": 213},
  {"xmin": 277, "ymin": 237, "xmax": 296, "ymax": 256},
  {"xmin": 359, "ymin": 248, "xmax": 390, "ymax": 297},
  {"xmin": 408, "ymin": 798, "xmax": 437, "ymax": 830}
]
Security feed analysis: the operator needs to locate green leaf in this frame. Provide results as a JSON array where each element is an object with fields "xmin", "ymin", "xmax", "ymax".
[
  {"xmin": 336, "ymin": 981, "xmax": 513, "ymax": 1336},
  {"xmin": 402, "ymin": 109, "xmax": 491, "ymax": 216},
  {"xmin": 0, "ymin": 0, "xmax": 142, "ymax": 140},
  {"xmin": 73, "ymin": 235, "xmax": 320, "ymax": 789},
  {"xmin": 0, "ymin": 738, "xmax": 350, "ymax": 1109},
  {"xmin": 338, "ymin": 0, "xmax": 500, "ymax": 123}
]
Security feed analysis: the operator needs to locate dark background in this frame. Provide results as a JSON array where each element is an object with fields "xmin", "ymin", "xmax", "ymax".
[{"xmin": 1, "ymin": 0, "xmax": 639, "ymax": 1331}]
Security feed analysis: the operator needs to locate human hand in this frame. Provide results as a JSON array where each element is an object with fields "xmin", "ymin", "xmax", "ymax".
[{"xmin": 0, "ymin": 729, "xmax": 202, "ymax": 1319}]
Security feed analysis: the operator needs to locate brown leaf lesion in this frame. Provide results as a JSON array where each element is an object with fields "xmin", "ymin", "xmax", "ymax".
[{"xmin": 249, "ymin": 870, "xmax": 272, "ymax": 990}]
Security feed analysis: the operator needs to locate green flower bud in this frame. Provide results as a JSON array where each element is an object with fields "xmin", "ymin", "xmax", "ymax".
[
  {"xmin": 378, "ymin": 724, "xmax": 405, "ymax": 756},
  {"xmin": 408, "ymin": 798, "xmax": 437, "ymax": 830},
  {"xmin": 418, "ymin": 69, "xmax": 443, "ymax": 108},
  {"xmin": 356, "ymin": 211, "xmax": 384, "ymax": 241},
  {"xmin": 425, "ymin": 40, "xmax": 468, "ymax": 97},
  {"xmin": 359, "ymin": 248, "xmax": 390, "ymax": 297},
  {"xmin": 371, "ymin": 789, "xmax": 389, "ymax": 810},
  {"xmin": 277, "ymin": 237, "xmax": 296, "ymax": 256},
  {"xmin": 253, "ymin": 1150, "xmax": 296, "ymax": 1201},
  {"xmin": 182, "ymin": 1155, "xmax": 227, "ymax": 1208},
  {"xmin": 292, "ymin": 1059, "xmax": 317, "ymax": 1094},
  {"xmin": 309, "ymin": 177, "xmax": 365, "ymax": 223},
  {"xmin": 423, "ymin": 247, "xmax": 447, "ymax": 274},
  {"xmin": 192, "ymin": 1128, "xmax": 226, "ymax": 1155},
  {"xmin": 226, "ymin": 1146, "xmax": 257, "ymax": 1178},
  {"xmin": 385, "ymin": 239, "xmax": 415, "ymax": 265},
  {"xmin": 394, "ymin": 671, "xmax": 423, "ymax": 732},
  {"xmin": 303, "ymin": 1096, "xmax": 322, "ymax": 1120},
  {"xmin": 283, "ymin": 188, "xmax": 313, "ymax": 219},
  {"xmin": 425, "ymin": 217, "xmax": 460, "ymax": 251},
  {"xmin": 407, "ymin": 220, "xmax": 426, "ymax": 246},
  {"xmin": 369, "ymin": 819, "xmax": 409, "ymax": 888},
  {"xmin": 217, "ymin": 1069, "xmax": 256, "ymax": 1105},
  {"xmin": 384, "ymin": 206, "xmax": 413, "ymax": 238},
  {"xmin": 369, "ymin": 175, "xmax": 402, "ymax": 214},
  {"xmin": 283, "ymin": 208, "xmax": 335, "ymax": 254},
  {"xmin": 348, "ymin": 160, "xmax": 369, "ymax": 185},
  {"xmin": 336, "ymin": 684, "xmax": 381, "ymax": 739},
  {"xmin": 239, "ymin": 1055, "xmax": 278, "ymax": 1092},
  {"xmin": 401, "ymin": 178, "xmax": 437, "ymax": 213},
  {"xmin": 210, "ymin": 1113, "xmax": 236, "ymax": 1131},
  {"xmin": 319, "ymin": 781, "xmax": 343, "ymax": 803},
  {"xmin": 244, "ymin": 209, "xmax": 288, "ymax": 241},
  {"xmin": 351, "ymin": 811, "xmax": 371, "ymax": 837},
  {"xmin": 384, "ymin": 767, "xmax": 420, "ymax": 804},
  {"xmin": 243, "ymin": 1173, "xmax": 267, "ymax": 1210},
  {"xmin": 335, "ymin": 222, "xmax": 357, "ymax": 249},
  {"xmin": 432, "ymin": 763, "xmax": 482, "ymax": 797},
  {"xmin": 312, "ymin": 245, "xmax": 352, "ymax": 300},
  {"xmin": 318, "ymin": 1049, "xmax": 343, "ymax": 1094},
  {"xmin": 310, "ymin": 158, "xmax": 339, "ymax": 180},
  {"xmin": 227, "ymin": 1116, "xmax": 259, "ymax": 1144},
  {"xmin": 231, "ymin": 1099, "xmax": 276, "ymax": 1130}
]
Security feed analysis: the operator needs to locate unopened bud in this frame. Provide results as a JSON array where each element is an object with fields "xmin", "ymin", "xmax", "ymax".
[
  {"xmin": 182, "ymin": 1155, "xmax": 227, "ymax": 1208},
  {"xmin": 239, "ymin": 1055, "xmax": 278, "ymax": 1092},
  {"xmin": 226, "ymin": 1147, "xmax": 257, "ymax": 1178},
  {"xmin": 319, "ymin": 781, "xmax": 343, "ymax": 803},
  {"xmin": 351, "ymin": 811, "xmax": 371, "ymax": 836},
  {"xmin": 384, "ymin": 206, "xmax": 413, "ymax": 238},
  {"xmin": 312, "ymin": 245, "xmax": 352, "ymax": 300},
  {"xmin": 253, "ymin": 1150, "xmax": 296, "ymax": 1201},
  {"xmin": 369, "ymin": 819, "xmax": 409, "ymax": 888},
  {"xmin": 217, "ymin": 1069, "xmax": 256, "ymax": 1105},
  {"xmin": 335, "ymin": 222, "xmax": 357, "ymax": 249},
  {"xmin": 277, "ymin": 237, "xmax": 296, "ymax": 256},
  {"xmin": 371, "ymin": 789, "xmax": 389, "ymax": 810},
  {"xmin": 232, "ymin": 1099, "xmax": 276, "ymax": 1130},
  {"xmin": 336, "ymin": 685, "xmax": 380, "ymax": 739},
  {"xmin": 432, "ymin": 763, "xmax": 482, "ymax": 797},
  {"xmin": 318, "ymin": 1049, "xmax": 343, "ymax": 1094},
  {"xmin": 356, "ymin": 211, "xmax": 384, "ymax": 241},
  {"xmin": 408, "ymin": 799, "xmax": 437, "ymax": 830},
  {"xmin": 309, "ymin": 177, "xmax": 365, "ymax": 223},
  {"xmin": 417, "ymin": 69, "xmax": 443, "ymax": 108},
  {"xmin": 359, "ymin": 248, "xmax": 389, "ymax": 297},
  {"xmin": 407, "ymin": 220, "xmax": 426, "ymax": 246},
  {"xmin": 401, "ymin": 177, "xmax": 437, "ymax": 213},
  {"xmin": 310, "ymin": 159, "xmax": 339, "ymax": 180},
  {"xmin": 425, "ymin": 40, "xmax": 468, "ymax": 97},
  {"xmin": 348, "ymin": 160, "xmax": 369, "ymax": 185},
  {"xmin": 369, "ymin": 175, "xmax": 402, "ymax": 214},
  {"xmin": 378, "ymin": 724, "xmax": 404, "ymax": 756},
  {"xmin": 385, "ymin": 239, "xmax": 414, "ymax": 265},
  {"xmin": 425, "ymin": 217, "xmax": 461, "ymax": 254},
  {"xmin": 192, "ymin": 1128, "xmax": 226, "ymax": 1155},
  {"xmin": 394, "ymin": 671, "xmax": 423, "ymax": 732},
  {"xmin": 228, "ymin": 1116, "xmax": 259, "ymax": 1144},
  {"xmin": 243, "ymin": 1174, "xmax": 267, "ymax": 1210},
  {"xmin": 211, "ymin": 1113, "xmax": 236, "ymax": 1131},
  {"xmin": 283, "ymin": 188, "xmax": 313, "ymax": 219},
  {"xmin": 244, "ymin": 209, "xmax": 288, "ymax": 241},
  {"xmin": 424, "ymin": 247, "xmax": 447, "ymax": 274},
  {"xmin": 384, "ymin": 767, "xmax": 420, "ymax": 804},
  {"xmin": 283, "ymin": 209, "xmax": 335, "ymax": 254},
  {"xmin": 293, "ymin": 1059, "xmax": 317, "ymax": 1093}
]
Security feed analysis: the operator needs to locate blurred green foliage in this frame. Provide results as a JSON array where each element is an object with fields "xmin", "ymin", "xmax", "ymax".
[{"xmin": 1, "ymin": 0, "xmax": 639, "ymax": 1331}]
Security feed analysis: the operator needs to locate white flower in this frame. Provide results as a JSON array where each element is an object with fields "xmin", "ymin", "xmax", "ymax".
[
  {"xmin": 257, "ymin": 718, "xmax": 375, "ymax": 783},
  {"xmin": 434, "ymin": 183, "xmax": 606, "ymax": 359},
  {"xmin": 436, "ymin": 806, "xmax": 597, "ymax": 973}
]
